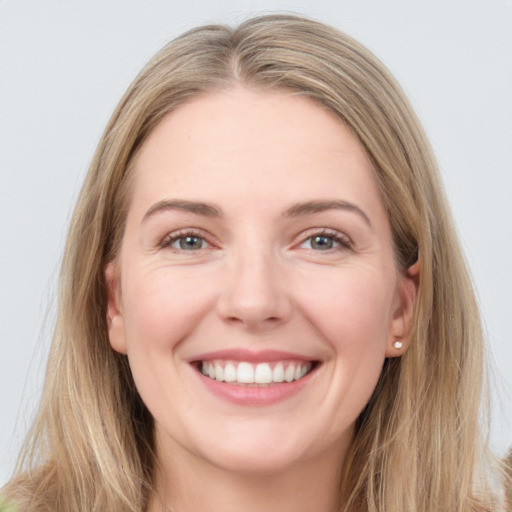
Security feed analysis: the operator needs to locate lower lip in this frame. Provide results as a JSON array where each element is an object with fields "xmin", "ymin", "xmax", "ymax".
[{"xmin": 194, "ymin": 366, "xmax": 317, "ymax": 406}]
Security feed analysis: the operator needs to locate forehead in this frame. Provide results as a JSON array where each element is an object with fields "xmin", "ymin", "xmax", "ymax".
[{"xmin": 128, "ymin": 87, "xmax": 383, "ymax": 219}]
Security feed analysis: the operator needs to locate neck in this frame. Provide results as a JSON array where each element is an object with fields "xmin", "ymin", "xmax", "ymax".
[{"xmin": 148, "ymin": 439, "xmax": 347, "ymax": 512}]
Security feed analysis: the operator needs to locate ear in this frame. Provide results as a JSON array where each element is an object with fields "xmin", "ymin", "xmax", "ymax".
[
  {"xmin": 385, "ymin": 261, "xmax": 419, "ymax": 358},
  {"xmin": 104, "ymin": 261, "xmax": 127, "ymax": 354}
]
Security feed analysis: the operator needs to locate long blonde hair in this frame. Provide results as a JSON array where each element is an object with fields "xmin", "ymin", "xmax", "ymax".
[{"xmin": 3, "ymin": 14, "xmax": 506, "ymax": 512}]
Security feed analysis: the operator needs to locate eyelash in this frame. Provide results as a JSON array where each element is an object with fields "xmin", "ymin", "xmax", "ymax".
[
  {"xmin": 159, "ymin": 228, "xmax": 352, "ymax": 253},
  {"xmin": 297, "ymin": 229, "xmax": 353, "ymax": 252},
  {"xmin": 160, "ymin": 229, "xmax": 213, "ymax": 251}
]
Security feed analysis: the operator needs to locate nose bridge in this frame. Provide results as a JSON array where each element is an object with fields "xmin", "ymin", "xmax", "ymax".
[{"xmin": 217, "ymin": 236, "xmax": 291, "ymax": 328}]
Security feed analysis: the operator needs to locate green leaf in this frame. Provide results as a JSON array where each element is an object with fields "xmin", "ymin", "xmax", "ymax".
[{"xmin": 0, "ymin": 495, "xmax": 17, "ymax": 512}]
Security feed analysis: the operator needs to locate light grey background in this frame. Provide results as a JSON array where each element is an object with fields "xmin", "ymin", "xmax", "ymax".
[{"xmin": 1, "ymin": 0, "xmax": 511, "ymax": 485}]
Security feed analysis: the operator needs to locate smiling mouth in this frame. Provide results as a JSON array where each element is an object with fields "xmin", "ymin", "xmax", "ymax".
[{"xmin": 196, "ymin": 360, "xmax": 318, "ymax": 386}]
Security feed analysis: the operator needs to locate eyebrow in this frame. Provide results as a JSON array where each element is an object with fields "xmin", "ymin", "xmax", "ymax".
[
  {"xmin": 284, "ymin": 200, "xmax": 372, "ymax": 228},
  {"xmin": 142, "ymin": 198, "xmax": 372, "ymax": 228},
  {"xmin": 142, "ymin": 200, "xmax": 222, "ymax": 222}
]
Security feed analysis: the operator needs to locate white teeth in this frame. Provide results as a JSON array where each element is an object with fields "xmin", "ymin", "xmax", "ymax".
[
  {"xmin": 224, "ymin": 362, "xmax": 237, "ymax": 382},
  {"xmin": 200, "ymin": 360, "xmax": 313, "ymax": 385},
  {"xmin": 237, "ymin": 362, "xmax": 255, "ymax": 383},
  {"xmin": 214, "ymin": 363, "xmax": 224, "ymax": 382},
  {"xmin": 272, "ymin": 362, "xmax": 284, "ymax": 382},
  {"xmin": 254, "ymin": 363, "xmax": 272, "ymax": 384},
  {"xmin": 284, "ymin": 365, "xmax": 295, "ymax": 383}
]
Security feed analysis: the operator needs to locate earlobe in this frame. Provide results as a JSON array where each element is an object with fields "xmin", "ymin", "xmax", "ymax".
[
  {"xmin": 386, "ymin": 261, "xmax": 420, "ymax": 358},
  {"xmin": 104, "ymin": 262, "xmax": 127, "ymax": 355}
]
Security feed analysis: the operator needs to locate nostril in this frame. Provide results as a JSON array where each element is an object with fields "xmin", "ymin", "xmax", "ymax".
[{"xmin": 223, "ymin": 314, "xmax": 282, "ymax": 325}]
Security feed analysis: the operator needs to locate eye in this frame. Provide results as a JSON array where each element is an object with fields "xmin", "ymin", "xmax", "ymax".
[
  {"xmin": 299, "ymin": 230, "xmax": 351, "ymax": 251},
  {"xmin": 160, "ymin": 230, "xmax": 211, "ymax": 251},
  {"xmin": 172, "ymin": 235, "xmax": 207, "ymax": 250},
  {"xmin": 305, "ymin": 235, "xmax": 337, "ymax": 250}
]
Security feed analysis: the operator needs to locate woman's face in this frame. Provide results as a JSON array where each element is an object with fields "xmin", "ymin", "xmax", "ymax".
[{"xmin": 106, "ymin": 87, "xmax": 416, "ymax": 475}]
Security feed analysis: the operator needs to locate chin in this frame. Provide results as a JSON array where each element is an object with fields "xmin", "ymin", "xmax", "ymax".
[
  {"xmin": 189, "ymin": 424, "xmax": 339, "ymax": 477},
  {"xmin": 206, "ymin": 446, "xmax": 308, "ymax": 477}
]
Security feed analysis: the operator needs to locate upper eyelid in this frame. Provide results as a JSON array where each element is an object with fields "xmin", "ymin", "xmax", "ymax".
[
  {"xmin": 160, "ymin": 228, "xmax": 214, "ymax": 248},
  {"xmin": 293, "ymin": 227, "xmax": 352, "ymax": 245},
  {"xmin": 158, "ymin": 226, "xmax": 352, "ymax": 248}
]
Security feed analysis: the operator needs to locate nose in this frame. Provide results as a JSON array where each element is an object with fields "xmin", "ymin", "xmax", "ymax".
[{"xmin": 216, "ymin": 247, "xmax": 292, "ymax": 331}]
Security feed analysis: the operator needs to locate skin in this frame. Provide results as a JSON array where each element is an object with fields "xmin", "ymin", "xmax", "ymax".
[{"xmin": 105, "ymin": 87, "xmax": 418, "ymax": 512}]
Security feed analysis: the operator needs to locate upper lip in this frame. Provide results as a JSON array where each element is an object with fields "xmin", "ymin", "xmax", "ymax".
[{"xmin": 188, "ymin": 349, "xmax": 317, "ymax": 364}]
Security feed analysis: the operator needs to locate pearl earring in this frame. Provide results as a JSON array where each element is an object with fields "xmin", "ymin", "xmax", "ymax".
[{"xmin": 393, "ymin": 341, "xmax": 403, "ymax": 350}]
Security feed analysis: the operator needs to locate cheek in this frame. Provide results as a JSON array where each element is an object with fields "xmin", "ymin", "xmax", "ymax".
[
  {"xmin": 288, "ymin": 267, "xmax": 394, "ymax": 441},
  {"xmin": 121, "ymin": 267, "xmax": 215, "ymax": 352},
  {"xmin": 119, "ymin": 269, "xmax": 211, "ymax": 420},
  {"xmin": 295, "ymin": 266, "xmax": 394, "ymax": 350}
]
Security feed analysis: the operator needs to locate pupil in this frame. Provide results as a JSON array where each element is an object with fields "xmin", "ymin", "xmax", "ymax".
[
  {"xmin": 180, "ymin": 236, "xmax": 202, "ymax": 250},
  {"xmin": 312, "ymin": 236, "xmax": 333, "ymax": 250}
]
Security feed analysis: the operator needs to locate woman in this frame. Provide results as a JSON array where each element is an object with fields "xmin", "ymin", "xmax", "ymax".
[{"xmin": 2, "ymin": 14, "xmax": 509, "ymax": 512}]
